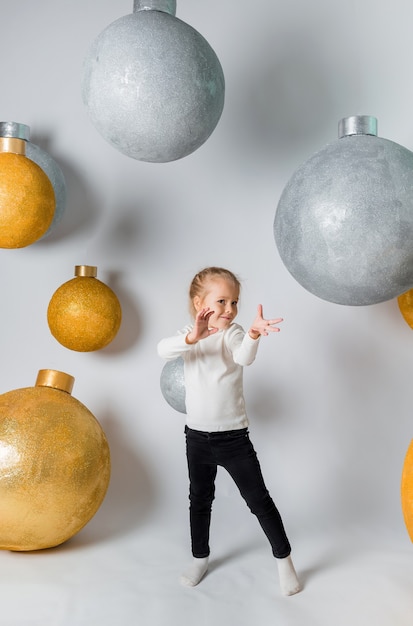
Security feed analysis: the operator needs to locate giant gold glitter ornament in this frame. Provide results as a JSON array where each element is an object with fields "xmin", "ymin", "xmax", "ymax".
[
  {"xmin": 81, "ymin": 0, "xmax": 225, "ymax": 162},
  {"xmin": 0, "ymin": 122, "xmax": 66, "ymax": 239},
  {"xmin": 0, "ymin": 134, "xmax": 55, "ymax": 248},
  {"xmin": 401, "ymin": 439, "xmax": 413, "ymax": 542},
  {"xmin": 397, "ymin": 289, "xmax": 413, "ymax": 329},
  {"xmin": 274, "ymin": 115, "xmax": 413, "ymax": 305},
  {"xmin": 0, "ymin": 369, "xmax": 111, "ymax": 551},
  {"xmin": 47, "ymin": 265, "xmax": 122, "ymax": 352}
]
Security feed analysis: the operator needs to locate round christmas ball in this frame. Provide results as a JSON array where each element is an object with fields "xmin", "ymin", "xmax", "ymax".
[
  {"xmin": 160, "ymin": 357, "xmax": 186, "ymax": 414},
  {"xmin": 0, "ymin": 148, "xmax": 55, "ymax": 248},
  {"xmin": 26, "ymin": 141, "xmax": 66, "ymax": 237},
  {"xmin": 81, "ymin": 1, "xmax": 225, "ymax": 162},
  {"xmin": 401, "ymin": 439, "xmax": 413, "ymax": 542},
  {"xmin": 274, "ymin": 116, "xmax": 413, "ymax": 305},
  {"xmin": 0, "ymin": 122, "xmax": 66, "ymax": 239},
  {"xmin": 0, "ymin": 370, "xmax": 111, "ymax": 551},
  {"xmin": 47, "ymin": 266, "xmax": 122, "ymax": 352},
  {"xmin": 397, "ymin": 289, "xmax": 413, "ymax": 329}
]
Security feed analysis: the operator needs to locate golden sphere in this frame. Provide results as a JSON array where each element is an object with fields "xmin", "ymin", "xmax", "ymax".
[
  {"xmin": 0, "ymin": 371, "xmax": 111, "ymax": 551},
  {"xmin": 0, "ymin": 152, "xmax": 55, "ymax": 248},
  {"xmin": 398, "ymin": 289, "xmax": 413, "ymax": 329},
  {"xmin": 401, "ymin": 439, "xmax": 413, "ymax": 543},
  {"xmin": 47, "ymin": 267, "xmax": 122, "ymax": 352}
]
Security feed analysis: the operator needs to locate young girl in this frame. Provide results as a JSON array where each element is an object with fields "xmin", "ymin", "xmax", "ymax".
[{"xmin": 157, "ymin": 267, "xmax": 300, "ymax": 596}]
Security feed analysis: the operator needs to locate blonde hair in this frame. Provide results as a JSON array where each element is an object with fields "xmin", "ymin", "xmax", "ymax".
[{"xmin": 188, "ymin": 267, "xmax": 241, "ymax": 318}]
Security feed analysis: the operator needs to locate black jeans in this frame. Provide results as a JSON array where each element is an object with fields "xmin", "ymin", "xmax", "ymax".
[{"xmin": 185, "ymin": 426, "xmax": 291, "ymax": 559}]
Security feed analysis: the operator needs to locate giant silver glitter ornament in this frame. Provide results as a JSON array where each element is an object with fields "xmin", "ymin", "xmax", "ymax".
[
  {"xmin": 160, "ymin": 357, "xmax": 186, "ymax": 414},
  {"xmin": 81, "ymin": 0, "xmax": 225, "ymax": 163},
  {"xmin": 0, "ymin": 121, "xmax": 66, "ymax": 238},
  {"xmin": 274, "ymin": 115, "xmax": 413, "ymax": 305}
]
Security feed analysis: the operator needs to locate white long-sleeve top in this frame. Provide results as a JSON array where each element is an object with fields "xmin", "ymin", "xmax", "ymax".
[{"xmin": 157, "ymin": 323, "xmax": 260, "ymax": 432}]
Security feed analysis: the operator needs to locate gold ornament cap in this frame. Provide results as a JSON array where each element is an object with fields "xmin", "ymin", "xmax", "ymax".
[
  {"xmin": 35, "ymin": 369, "xmax": 75, "ymax": 394},
  {"xmin": 74, "ymin": 265, "xmax": 97, "ymax": 277},
  {"xmin": 0, "ymin": 137, "xmax": 26, "ymax": 155}
]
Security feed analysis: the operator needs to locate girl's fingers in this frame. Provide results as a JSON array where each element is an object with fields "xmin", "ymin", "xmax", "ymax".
[
  {"xmin": 266, "ymin": 318, "xmax": 283, "ymax": 326},
  {"xmin": 196, "ymin": 307, "xmax": 215, "ymax": 322}
]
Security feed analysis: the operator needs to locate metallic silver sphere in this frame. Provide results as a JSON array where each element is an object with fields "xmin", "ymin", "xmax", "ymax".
[
  {"xmin": 81, "ymin": 1, "xmax": 225, "ymax": 163},
  {"xmin": 274, "ymin": 115, "xmax": 413, "ymax": 305},
  {"xmin": 0, "ymin": 122, "xmax": 66, "ymax": 238},
  {"xmin": 26, "ymin": 143, "xmax": 66, "ymax": 238},
  {"xmin": 160, "ymin": 357, "xmax": 186, "ymax": 414}
]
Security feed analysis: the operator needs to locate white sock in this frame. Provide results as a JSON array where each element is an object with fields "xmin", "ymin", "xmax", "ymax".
[
  {"xmin": 276, "ymin": 555, "xmax": 301, "ymax": 596},
  {"xmin": 180, "ymin": 556, "xmax": 209, "ymax": 587}
]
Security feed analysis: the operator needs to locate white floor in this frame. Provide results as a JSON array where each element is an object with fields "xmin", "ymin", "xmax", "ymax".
[{"xmin": 1, "ymin": 490, "xmax": 412, "ymax": 626}]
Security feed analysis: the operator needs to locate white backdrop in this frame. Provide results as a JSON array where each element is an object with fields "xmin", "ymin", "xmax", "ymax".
[{"xmin": 1, "ymin": 1, "xmax": 413, "ymax": 624}]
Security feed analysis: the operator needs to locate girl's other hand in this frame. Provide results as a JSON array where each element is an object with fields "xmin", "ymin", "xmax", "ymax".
[{"xmin": 249, "ymin": 304, "xmax": 283, "ymax": 340}]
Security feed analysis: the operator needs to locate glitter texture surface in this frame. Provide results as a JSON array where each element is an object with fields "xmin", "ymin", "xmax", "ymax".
[
  {"xmin": 0, "ymin": 122, "xmax": 66, "ymax": 238},
  {"xmin": 160, "ymin": 356, "xmax": 186, "ymax": 414},
  {"xmin": 0, "ymin": 385, "xmax": 110, "ymax": 551},
  {"xmin": 0, "ymin": 153, "xmax": 55, "ymax": 248},
  {"xmin": 401, "ymin": 439, "xmax": 413, "ymax": 542},
  {"xmin": 274, "ymin": 130, "xmax": 413, "ymax": 305},
  {"xmin": 397, "ymin": 289, "xmax": 413, "ymax": 328},
  {"xmin": 81, "ymin": 9, "xmax": 225, "ymax": 162},
  {"xmin": 47, "ymin": 276, "xmax": 122, "ymax": 352}
]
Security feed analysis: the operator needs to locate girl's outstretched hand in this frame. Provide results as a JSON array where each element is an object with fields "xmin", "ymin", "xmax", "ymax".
[
  {"xmin": 249, "ymin": 304, "xmax": 283, "ymax": 340},
  {"xmin": 186, "ymin": 308, "xmax": 218, "ymax": 344}
]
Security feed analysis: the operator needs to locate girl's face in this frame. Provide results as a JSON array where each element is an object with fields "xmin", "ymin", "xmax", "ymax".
[{"xmin": 194, "ymin": 278, "xmax": 239, "ymax": 330}]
